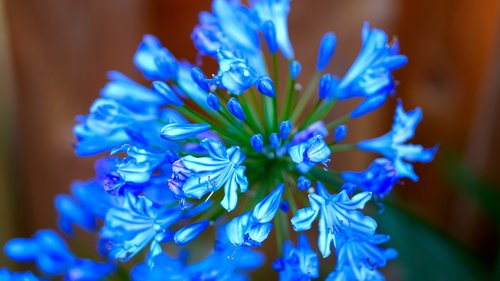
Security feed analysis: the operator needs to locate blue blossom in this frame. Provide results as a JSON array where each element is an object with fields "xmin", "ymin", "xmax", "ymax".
[
  {"xmin": 55, "ymin": 194, "xmax": 97, "ymax": 234},
  {"xmin": 279, "ymin": 120, "xmax": 292, "ymax": 139},
  {"xmin": 192, "ymin": 0, "xmax": 265, "ymax": 74},
  {"xmin": 215, "ymin": 49, "xmax": 259, "ymax": 95},
  {"xmin": 177, "ymin": 62, "xmax": 217, "ymax": 113},
  {"xmin": 288, "ymin": 135, "xmax": 331, "ymax": 174},
  {"xmin": 290, "ymin": 121, "xmax": 328, "ymax": 145},
  {"xmin": 226, "ymin": 184, "xmax": 284, "ymax": 247},
  {"xmin": 250, "ymin": 134, "xmax": 264, "ymax": 152},
  {"xmin": 273, "ymin": 234, "xmax": 319, "ymax": 281},
  {"xmin": 111, "ymin": 145, "xmax": 169, "ymax": 184},
  {"xmin": 101, "ymin": 192, "xmax": 182, "ymax": 261},
  {"xmin": 207, "ymin": 92, "xmax": 221, "ymax": 110},
  {"xmin": 270, "ymin": 133, "xmax": 281, "ymax": 148},
  {"xmin": 261, "ymin": 20, "xmax": 278, "ymax": 54},
  {"xmin": 131, "ymin": 228, "xmax": 264, "ymax": 281},
  {"xmin": 100, "ymin": 71, "xmax": 166, "ymax": 109},
  {"xmin": 342, "ymin": 158, "xmax": 398, "ymax": 197},
  {"xmin": 134, "ymin": 34, "xmax": 178, "ymax": 80},
  {"xmin": 227, "ymin": 97, "xmax": 246, "ymax": 120},
  {"xmin": 316, "ymin": 32, "xmax": 336, "ymax": 71},
  {"xmin": 291, "ymin": 182, "xmax": 376, "ymax": 258},
  {"xmin": 0, "ymin": 269, "xmax": 39, "ymax": 281},
  {"xmin": 152, "ymin": 81, "xmax": 183, "ymax": 106},
  {"xmin": 290, "ymin": 60, "xmax": 301, "ymax": 79},
  {"xmin": 326, "ymin": 232, "xmax": 397, "ymax": 281},
  {"xmin": 334, "ymin": 125, "xmax": 347, "ymax": 142},
  {"xmin": 256, "ymin": 75, "xmax": 276, "ymax": 97},
  {"xmin": 250, "ymin": 0, "xmax": 294, "ymax": 59},
  {"xmin": 297, "ymin": 176, "xmax": 311, "ymax": 191},
  {"xmin": 4, "ymin": 230, "xmax": 114, "ymax": 280},
  {"xmin": 358, "ymin": 100, "xmax": 437, "ymax": 181},
  {"xmin": 170, "ymin": 138, "xmax": 248, "ymax": 211},
  {"xmin": 3, "ymin": 2, "xmax": 437, "ymax": 280},
  {"xmin": 336, "ymin": 22, "xmax": 408, "ymax": 117}
]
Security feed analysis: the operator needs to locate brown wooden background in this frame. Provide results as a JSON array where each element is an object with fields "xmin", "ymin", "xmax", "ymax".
[{"xmin": 1, "ymin": 0, "xmax": 499, "ymax": 278}]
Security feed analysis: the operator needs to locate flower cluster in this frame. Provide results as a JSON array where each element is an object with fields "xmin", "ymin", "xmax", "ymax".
[{"xmin": 2, "ymin": 0, "xmax": 436, "ymax": 280}]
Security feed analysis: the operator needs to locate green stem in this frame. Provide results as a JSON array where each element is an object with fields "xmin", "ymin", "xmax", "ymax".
[
  {"xmin": 330, "ymin": 143, "xmax": 357, "ymax": 152},
  {"xmin": 290, "ymin": 72, "xmax": 321, "ymax": 123},
  {"xmin": 326, "ymin": 113, "xmax": 351, "ymax": 130}
]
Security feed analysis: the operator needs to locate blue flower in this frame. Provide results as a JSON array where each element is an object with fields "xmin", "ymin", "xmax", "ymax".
[
  {"xmin": 288, "ymin": 135, "xmax": 331, "ymax": 174},
  {"xmin": 170, "ymin": 138, "xmax": 248, "ymax": 211},
  {"xmin": 291, "ymin": 183, "xmax": 376, "ymax": 258},
  {"xmin": 111, "ymin": 145, "xmax": 169, "ymax": 184},
  {"xmin": 250, "ymin": 0, "xmax": 294, "ymax": 59},
  {"xmin": 337, "ymin": 22, "xmax": 408, "ymax": 117},
  {"xmin": 134, "ymin": 35, "xmax": 178, "ymax": 80},
  {"xmin": 192, "ymin": 0, "xmax": 265, "ymax": 74},
  {"xmin": 326, "ymin": 232, "xmax": 397, "ymax": 281},
  {"xmin": 4, "ymin": 230, "xmax": 114, "ymax": 280},
  {"xmin": 100, "ymin": 71, "xmax": 166, "ymax": 109},
  {"xmin": 177, "ymin": 62, "xmax": 217, "ymax": 113},
  {"xmin": 342, "ymin": 158, "xmax": 398, "ymax": 197},
  {"xmin": 226, "ymin": 184, "xmax": 284, "ymax": 247},
  {"xmin": 101, "ymin": 192, "xmax": 182, "ymax": 261},
  {"xmin": 290, "ymin": 121, "xmax": 328, "ymax": 145},
  {"xmin": 0, "ymin": 269, "xmax": 39, "ymax": 281},
  {"xmin": 214, "ymin": 49, "xmax": 259, "ymax": 95},
  {"xmin": 55, "ymin": 180, "xmax": 114, "ymax": 235},
  {"xmin": 273, "ymin": 234, "xmax": 319, "ymax": 281},
  {"xmin": 358, "ymin": 100, "xmax": 437, "ymax": 181}
]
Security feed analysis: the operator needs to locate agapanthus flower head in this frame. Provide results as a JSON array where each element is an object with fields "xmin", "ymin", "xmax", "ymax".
[{"xmin": 3, "ymin": 1, "xmax": 437, "ymax": 280}]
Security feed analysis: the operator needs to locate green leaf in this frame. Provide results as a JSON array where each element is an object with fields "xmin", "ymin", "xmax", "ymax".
[
  {"xmin": 439, "ymin": 152, "xmax": 500, "ymax": 225},
  {"xmin": 377, "ymin": 203, "xmax": 489, "ymax": 281}
]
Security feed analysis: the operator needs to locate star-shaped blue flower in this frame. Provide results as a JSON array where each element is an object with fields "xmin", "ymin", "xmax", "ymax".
[
  {"xmin": 291, "ymin": 182, "xmax": 376, "ymax": 258},
  {"xmin": 358, "ymin": 100, "xmax": 437, "ymax": 181},
  {"xmin": 170, "ymin": 138, "xmax": 248, "ymax": 212}
]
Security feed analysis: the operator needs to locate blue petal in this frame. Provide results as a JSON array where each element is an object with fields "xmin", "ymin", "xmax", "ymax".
[
  {"xmin": 174, "ymin": 221, "xmax": 210, "ymax": 246},
  {"xmin": 161, "ymin": 123, "xmax": 210, "ymax": 141},
  {"xmin": 251, "ymin": 184, "xmax": 284, "ymax": 223}
]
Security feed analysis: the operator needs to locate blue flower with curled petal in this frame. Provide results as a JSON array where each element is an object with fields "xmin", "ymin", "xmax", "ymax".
[
  {"xmin": 273, "ymin": 234, "xmax": 319, "ymax": 281},
  {"xmin": 337, "ymin": 22, "xmax": 408, "ymax": 118},
  {"xmin": 288, "ymin": 135, "xmax": 331, "ymax": 174},
  {"xmin": 326, "ymin": 231, "xmax": 397, "ymax": 281},
  {"xmin": 342, "ymin": 158, "xmax": 398, "ymax": 197},
  {"xmin": 212, "ymin": 48, "xmax": 259, "ymax": 95},
  {"xmin": 134, "ymin": 34, "xmax": 178, "ymax": 80},
  {"xmin": 170, "ymin": 138, "xmax": 248, "ymax": 212},
  {"xmin": 192, "ymin": 0, "xmax": 265, "ymax": 74},
  {"xmin": 0, "ymin": 268, "xmax": 39, "ymax": 281},
  {"xmin": 111, "ymin": 145, "xmax": 168, "ymax": 184},
  {"xmin": 4, "ymin": 230, "xmax": 114, "ymax": 280},
  {"xmin": 291, "ymin": 182, "xmax": 376, "ymax": 258},
  {"xmin": 226, "ymin": 184, "xmax": 284, "ymax": 247},
  {"xmin": 250, "ymin": 0, "xmax": 294, "ymax": 59},
  {"xmin": 101, "ymin": 192, "xmax": 182, "ymax": 261},
  {"xmin": 358, "ymin": 100, "xmax": 437, "ymax": 181}
]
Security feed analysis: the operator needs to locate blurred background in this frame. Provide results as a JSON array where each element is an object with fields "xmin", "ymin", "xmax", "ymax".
[{"xmin": 0, "ymin": 0, "xmax": 499, "ymax": 280}]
